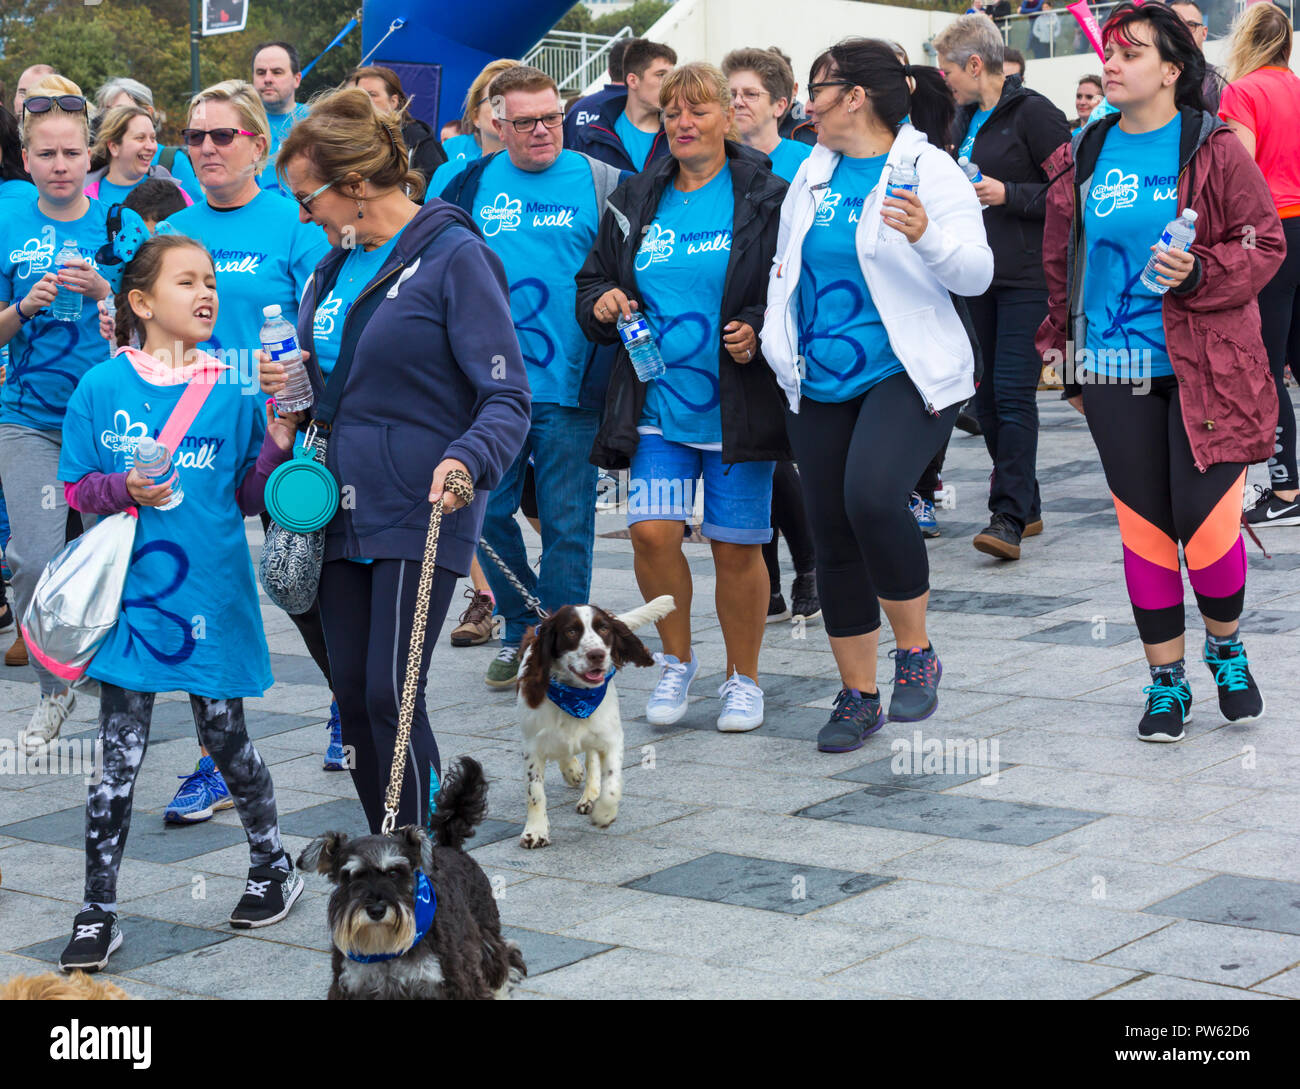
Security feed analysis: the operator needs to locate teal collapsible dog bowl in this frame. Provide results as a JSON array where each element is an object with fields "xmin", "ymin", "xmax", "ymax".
[{"xmin": 265, "ymin": 446, "xmax": 339, "ymax": 533}]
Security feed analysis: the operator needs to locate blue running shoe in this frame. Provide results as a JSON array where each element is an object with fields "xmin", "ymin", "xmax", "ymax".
[
  {"xmin": 910, "ymin": 492, "xmax": 939, "ymax": 539},
  {"xmin": 323, "ymin": 700, "xmax": 345, "ymax": 771},
  {"xmin": 164, "ymin": 755, "xmax": 233, "ymax": 824},
  {"xmin": 887, "ymin": 645, "xmax": 942, "ymax": 722}
]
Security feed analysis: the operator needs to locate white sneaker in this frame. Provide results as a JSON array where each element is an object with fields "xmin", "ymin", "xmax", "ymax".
[
  {"xmin": 20, "ymin": 689, "xmax": 76, "ymax": 754},
  {"xmin": 645, "ymin": 652, "xmax": 699, "ymax": 726},
  {"xmin": 717, "ymin": 670, "xmax": 764, "ymax": 733}
]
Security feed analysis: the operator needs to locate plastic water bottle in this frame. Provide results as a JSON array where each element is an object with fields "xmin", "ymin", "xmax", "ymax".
[
  {"xmin": 888, "ymin": 158, "xmax": 920, "ymax": 196},
  {"xmin": 260, "ymin": 304, "xmax": 313, "ymax": 413},
  {"xmin": 52, "ymin": 239, "xmax": 83, "ymax": 322},
  {"xmin": 103, "ymin": 296, "xmax": 117, "ymax": 352},
  {"xmin": 1140, "ymin": 209, "xmax": 1198, "ymax": 295},
  {"xmin": 958, "ymin": 156, "xmax": 983, "ymax": 183},
  {"xmin": 132, "ymin": 436, "xmax": 183, "ymax": 511},
  {"xmin": 617, "ymin": 310, "xmax": 666, "ymax": 382}
]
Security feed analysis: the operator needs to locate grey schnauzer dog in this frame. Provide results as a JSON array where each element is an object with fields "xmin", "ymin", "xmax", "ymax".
[{"xmin": 297, "ymin": 757, "xmax": 525, "ymax": 1000}]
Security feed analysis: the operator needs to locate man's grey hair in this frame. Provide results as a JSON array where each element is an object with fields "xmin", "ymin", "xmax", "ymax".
[
  {"xmin": 95, "ymin": 77, "xmax": 154, "ymax": 111},
  {"xmin": 932, "ymin": 13, "xmax": 1007, "ymax": 72}
]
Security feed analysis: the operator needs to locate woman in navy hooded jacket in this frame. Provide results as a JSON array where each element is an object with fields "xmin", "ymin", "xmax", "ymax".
[{"xmin": 262, "ymin": 89, "xmax": 530, "ymax": 833}]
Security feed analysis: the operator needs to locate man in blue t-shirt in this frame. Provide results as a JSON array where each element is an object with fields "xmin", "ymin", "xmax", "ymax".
[
  {"xmin": 253, "ymin": 41, "xmax": 310, "ymax": 194},
  {"xmin": 451, "ymin": 65, "xmax": 625, "ymax": 688},
  {"xmin": 567, "ymin": 39, "xmax": 675, "ymax": 174}
]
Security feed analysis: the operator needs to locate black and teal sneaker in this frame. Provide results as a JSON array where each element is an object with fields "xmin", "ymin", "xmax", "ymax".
[
  {"xmin": 1138, "ymin": 674, "xmax": 1193, "ymax": 742},
  {"xmin": 1204, "ymin": 639, "xmax": 1265, "ymax": 724}
]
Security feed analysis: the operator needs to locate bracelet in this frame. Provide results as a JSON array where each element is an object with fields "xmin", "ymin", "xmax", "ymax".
[{"xmin": 13, "ymin": 301, "xmax": 33, "ymax": 325}]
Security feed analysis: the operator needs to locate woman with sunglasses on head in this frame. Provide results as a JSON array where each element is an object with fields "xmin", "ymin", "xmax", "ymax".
[
  {"xmin": 1038, "ymin": 2, "xmax": 1284, "ymax": 742},
  {"xmin": 762, "ymin": 39, "xmax": 993, "ymax": 751},
  {"xmin": 0, "ymin": 76, "xmax": 113, "ymax": 750},
  {"xmin": 85, "ymin": 105, "xmax": 193, "ymax": 209},
  {"xmin": 165, "ymin": 79, "xmax": 337, "ymax": 818}
]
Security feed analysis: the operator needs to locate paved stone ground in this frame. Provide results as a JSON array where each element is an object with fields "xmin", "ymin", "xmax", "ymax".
[{"xmin": 2, "ymin": 392, "xmax": 1299, "ymax": 1000}]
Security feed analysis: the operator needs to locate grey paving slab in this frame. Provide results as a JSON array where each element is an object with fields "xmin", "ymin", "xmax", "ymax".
[
  {"xmin": 927, "ymin": 589, "xmax": 1088, "ymax": 617},
  {"xmin": 618, "ymin": 758, "xmax": 858, "ymax": 813},
  {"xmin": 797, "ymin": 784, "xmax": 1104, "ymax": 846},
  {"xmin": 501, "ymin": 926, "xmax": 614, "ymax": 977},
  {"xmin": 469, "ymin": 829, "xmax": 709, "ymax": 886},
  {"xmin": 830, "ymin": 936, "xmax": 1138, "ymax": 1000},
  {"xmin": 1042, "ymin": 495, "xmax": 1115, "ymax": 513},
  {"xmin": 622, "ymin": 851, "xmax": 892, "ymax": 915},
  {"xmin": 0, "ymin": 803, "xmax": 249, "ymax": 861},
  {"xmin": 495, "ymin": 876, "xmax": 650, "ymax": 932},
  {"xmin": 0, "ymin": 839, "xmax": 190, "ymax": 903},
  {"xmin": 1099, "ymin": 974, "xmax": 1283, "ymax": 1000},
  {"xmin": 1145, "ymin": 875, "xmax": 1300, "ymax": 936},
  {"xmin": 1177, "ymin": 832, "xmax": 1300, "ymax": 883},
  {"xmin": 1020, "ymin": 620, "xmax": 1139, "ymax": 646},
  {"xmin": 14, "ymin": 914, "xmax": 232, "ymax": 973},
  {"xmin": 1003, "ymin": 855, "xmax": 1213, "ymax": 911},
  {"xmin": 1208, "ymin": 791, "xmax": 1300, "ymax": 835},
  {"xmin": 0, "ymin": 889, "xmax": 83, "ymax": 951},
  {"xmin": 832, "ymin": 754, "xmax": 1011, "ymax": 791},
  {"xmin": 1237, "ymin": 609, "xmax": 1300, "ymax": 635},
  {"xmin": 127, "ymin": 933, "xmax": 333, "ymax": 998},
  {"xmin": 876, "ymin": 839, "xmax": 1070, "ymax": 891},
  {"xmin": 1097, "ymin": 919, "xmax": 1300, "ymax": 986},
  {"xmin": 1253, "ymin": 965, "xmax": 1300, "ymax": 999}
]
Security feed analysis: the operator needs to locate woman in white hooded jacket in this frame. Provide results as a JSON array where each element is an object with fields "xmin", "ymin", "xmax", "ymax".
[{"xmin": 762, "ymin": 37, "xmax": 993, "ymax": 752}]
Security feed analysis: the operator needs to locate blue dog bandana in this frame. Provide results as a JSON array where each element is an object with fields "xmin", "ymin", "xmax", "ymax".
[
  {"xmin": 547, "ymin": 669, "xmax": 616, "ymax": 719},
  {"xmin": 344, "ymin": 869, "xmax": 437, "ymax": 964}
]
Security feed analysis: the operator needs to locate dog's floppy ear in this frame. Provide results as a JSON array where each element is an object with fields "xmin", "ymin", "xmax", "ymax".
[
  {"xmin": 399, "ymin": 824, "xmax": 435, "ymax": 875},
  {"xmin": 605, "ymin": 611, "xmax": 656, "ymax": 669},
  {"xmin": 297, "ymin": 831, "xmax": 348, "ymax": 877},
  {"xmin": 518, "ymin": 615, "xmax": 558, "ymax": 709}
]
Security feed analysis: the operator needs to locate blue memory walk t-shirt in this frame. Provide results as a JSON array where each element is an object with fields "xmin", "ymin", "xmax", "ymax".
[
  {"xmin": 1083, "ymin": 115, "xmax": 1181, "ymax": 379},
  {"xmin": 767, "ymin": 138, "xmax": 813, "ymax": 184},
  {"xmin": 798, "ymin": 154, "xmax": 904, "ymax": 403},
  {"xmin": 431, "ymin": 157, "xmax": 470, "ymax": 200},
  {"xmin": 472, "ymin": 150, "xmax": 599, "ymax": 405},
  {"xmin": 168, "ymin": 190, "xmax": 329, "ymax": 375},
  {"xmin": 260, "ymin": 103, "xmax": 311, "ymax": 192},
  {"xmin": 442, "ymin": 133, "xmax": 481, "ymax": 163},
  {"xmin": 636, "ymin": 164, "xmax": 733, "ymax": 446},
  {"xmin": 615, "ymin": 112, "xmax": 656, "ymax": 170},
  {"xmin": 0, "ymin": 197, "xmax": 111, "ymax": 431},
  {"xmin": 58, "ymin": 355, "xmax": 274, "ymax": 698},
  {"xmin": 313, "ymin": 228, "xmax": 406, "ymax": 376},
  {"xmin": 959, "ymin": 107, "xmax": 994, "ymax": 161}
]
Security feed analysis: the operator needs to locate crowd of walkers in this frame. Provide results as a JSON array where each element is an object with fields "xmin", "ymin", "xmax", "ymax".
[{"xmin": 0, "ymin": 2, "xmax": 1295, "ymax": 973}]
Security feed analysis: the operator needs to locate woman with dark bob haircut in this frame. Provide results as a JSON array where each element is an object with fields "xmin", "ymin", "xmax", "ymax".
[{"xmin": 1037, "ymin": 1, "xmax": 1285, "ymax": 743}]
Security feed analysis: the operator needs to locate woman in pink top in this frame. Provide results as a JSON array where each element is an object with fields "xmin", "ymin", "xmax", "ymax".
[{"xmin": 1220, "ymin": 2, "xmax": 1300, "ymax": 528}]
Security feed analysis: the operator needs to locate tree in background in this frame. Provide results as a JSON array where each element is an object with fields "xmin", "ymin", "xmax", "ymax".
[
  {"xmin": 0, "ymin": 0, "xmax": 361, "ymax": 139},
  {"xmin": 554, "ymin": 2, "xmax": 673, "ymax": 36}
]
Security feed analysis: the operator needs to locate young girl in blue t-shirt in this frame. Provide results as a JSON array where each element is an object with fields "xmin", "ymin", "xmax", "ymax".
[{"xmin": 55, "ymin": 228, "xmax": 306, "ymax": 972}]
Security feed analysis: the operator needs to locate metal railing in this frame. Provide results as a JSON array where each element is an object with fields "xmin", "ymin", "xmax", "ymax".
[
  {"xmin": 524, "ymin": 26, "xmax": 635, "ymax": 93},
  {"xmin": 991, "ymin": 0, "xmax": 1295, "ymax": 60}
]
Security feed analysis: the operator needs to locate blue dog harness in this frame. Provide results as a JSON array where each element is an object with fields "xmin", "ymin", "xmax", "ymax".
[
  {"xmin": 547, "ymin": 668, "xmax": 616, "ymax": 719},
  {"xmin": 344, "ymin": 869, "xmax": 437, "ymax": 964}
]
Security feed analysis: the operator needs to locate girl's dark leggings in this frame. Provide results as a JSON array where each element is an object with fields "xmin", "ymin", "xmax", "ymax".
[
  {"xmin": 762, "ymin": 461, "xmax": 817, "ymax": 592},
  {"xmin": 1082, "ymin": 375, "xmax": 1247, "ymax": 645},
  {"xmin": 784, "ymin": 371, "xmax": 959, "ymax": 638},
  {"xmin": 86, "ymin": 686, "xmax": 283, "ymax": 906}
]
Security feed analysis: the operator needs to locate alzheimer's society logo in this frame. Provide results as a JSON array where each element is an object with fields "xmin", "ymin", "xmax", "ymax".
[
  {"xmin": 10, "ymin": 236, "xmax": 54, "ymax": 275},
  {"xmin": 1090, "ymin": 168, "xmax": 1139, "ymax": 217},
  {"xmin": 635, "ymin": 223, "xmax": 675, "ymax": 271},
  {"xmin": 814, "ymin": 191, "xmax": 842, "ymax": 226},
  {"xmin": 480, "ymin": 192, "xmax": 522, "ymax": 237},
  {"xmin": 314, "ymin": 291, "xmax": 344, "ymax": 337},
  {"xmin": 100, "ymin": 410, "xmax": 149, "ymax": 454}
]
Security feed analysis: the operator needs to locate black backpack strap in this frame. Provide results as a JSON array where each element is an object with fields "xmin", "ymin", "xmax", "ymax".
[
  {"xmin": 311, "ymin": 221, "xmax": 463, "ymax": 430},
  {"xmin": 159, "ymin": 146, "xmax": 178, "ymax": 172}
]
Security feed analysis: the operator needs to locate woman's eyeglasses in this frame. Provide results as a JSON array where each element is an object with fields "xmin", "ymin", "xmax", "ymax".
[
  {"xmin": 503, "ymin": 113, "xmax": 564, "ymax": 133},
  {"xmin": 807, "ymin": 80, "xmax": 855, "ymax": 98},
  {"xmin": 22, "ymin": 95, "xmax": 87, "ymax": 116},
  {"xmin": 731, "ymin": 89, "xmax": 770, "ymax": 104},
  {"xmin": 180, "ymin": 127, "xmax": 256, "ymax": 148},
  {"xmin": 295, "ymin": 178, "xmax": 338, "ymax": 212}
]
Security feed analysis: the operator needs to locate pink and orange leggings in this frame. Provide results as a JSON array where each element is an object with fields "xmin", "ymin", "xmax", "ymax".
[{"xmin": 1083, "ymin": 376, "xmax": 1247, "ymax": 646}]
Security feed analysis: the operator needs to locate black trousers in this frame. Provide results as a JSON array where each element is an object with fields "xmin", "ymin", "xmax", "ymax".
[
  {"xmin": 968, "ymin": 286, "xmax": 1047, "ymax": 530},
  {"xmin": 259, "ymin": 511, "xmax": 333, "ymax": 689},
  {"xmin": 785, "ymin": 372, "xmax": 958, "ymax": 637},
  {"xmin": 1260, "ymin": 217, "xmax": 1300, "ymax": 492},
  {"xmin": 762, "ymin": 461, "xmax": 817, "ymax": 593},
  {"xmin": 318, "ymin": 558, "xmax": 458, "ymax": 833}
]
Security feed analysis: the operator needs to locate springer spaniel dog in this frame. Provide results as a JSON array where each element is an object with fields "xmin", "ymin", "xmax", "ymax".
[{"xmin": 515, "ymin": 595, "xmax": 675, "ymax": 848}]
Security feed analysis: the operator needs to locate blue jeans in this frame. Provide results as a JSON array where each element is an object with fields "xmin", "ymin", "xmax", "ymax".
[{"xmin": 477, "ymin": 403, "xmax": 600, "ymax": 646}]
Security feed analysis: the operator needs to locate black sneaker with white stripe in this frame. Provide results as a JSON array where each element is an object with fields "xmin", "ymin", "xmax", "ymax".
[
  {"xmin": 1244, "ymin": 485, "xmax": 1300, "ymax": 527},
  {"xmin": 229, "ymin": 862, "xmax": 304, "ymax": 928},
  {"xmin": 59, "ymin": 908, "xmax": 122, "ymax": 973}
]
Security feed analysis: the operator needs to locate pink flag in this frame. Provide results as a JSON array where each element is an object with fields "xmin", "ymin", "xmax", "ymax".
[{"xmin": 1067, "ymin": 0, "xmax": 1106, "ymax": 62}]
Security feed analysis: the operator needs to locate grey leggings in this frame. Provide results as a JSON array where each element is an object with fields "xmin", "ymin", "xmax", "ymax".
[{"xmin": 85, "ymin": 684, "xmax": 285, "ymax": 906}]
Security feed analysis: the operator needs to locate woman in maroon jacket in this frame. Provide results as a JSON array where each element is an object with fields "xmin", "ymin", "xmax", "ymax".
[{"xmin": 1036, "ymin": 2, "xmax": 1283, "ymax": 743}]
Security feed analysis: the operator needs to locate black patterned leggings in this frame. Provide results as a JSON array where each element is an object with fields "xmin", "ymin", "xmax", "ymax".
[{"xmin": 85, "ymin": 684, "xmax": 285, "ymax": 907}]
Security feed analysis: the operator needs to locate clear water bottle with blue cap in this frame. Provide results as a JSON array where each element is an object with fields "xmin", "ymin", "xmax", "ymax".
[
  {"xmin": 133, "ymin": 436, "xmax": 183, "ymax": 511},
  {"xmin": 617, "ymin": 310, "xmax": 666, "ymax": 382},
  {"xmin": 260, "ymin": 303, "xmax": 314, "ymax": 413},
  {"xmin": 1140, "ymin": 208, "xmax": 1198, "ymax": 295},
  {"xmin": 103, "ymin": 296, "xmax": 117, "ymax": 352},
  {"xmin": 958, "ymin": 156, "xmax": 983, "ymax": 183},
  {"xmin": 888, "ymin": 157, "xmax": 920, "ymax": 196},
  {"xmin": 52, "ymin": 239, "xmax": 84, "ymax": 322}
]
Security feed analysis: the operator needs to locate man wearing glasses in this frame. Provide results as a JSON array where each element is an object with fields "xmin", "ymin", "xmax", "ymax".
[
  {"xmin": 441, "ymin": 65, "xmax": 626, "ymax": 688},
  {"xmin": 567, "ymin": 39, "xmax": 676, "ymax": 173},
  {"xmin": 1168, "ymin": 0, "xmax": 1225, "ymax": 112}
]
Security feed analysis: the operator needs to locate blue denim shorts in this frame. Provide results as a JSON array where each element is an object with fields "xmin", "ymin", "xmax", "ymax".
[{"xmin": 627, "ymin": 431, "xmax": 774, "ymax": 545}]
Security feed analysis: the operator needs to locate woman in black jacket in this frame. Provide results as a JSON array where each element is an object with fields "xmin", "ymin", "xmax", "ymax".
[
  {"xmin": 348, "ymin": 66, "xmax": 448, "ymax": 196},
  {"xmin": 576, "ymin": 62, "xmax": 789, "ymax": 735},
  {"xmin": 933, "ymin": 13, "xmax": 1071, "ymax": 561}
]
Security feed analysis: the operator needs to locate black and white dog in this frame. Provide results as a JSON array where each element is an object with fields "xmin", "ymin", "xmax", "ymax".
[
  {"xmin": 515, "ymin": 595, "xmax": 675, "ymax": 848},
  {"xmin": 297, "ymin": 757, "xmax": 524, "ymax": 1000}
]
